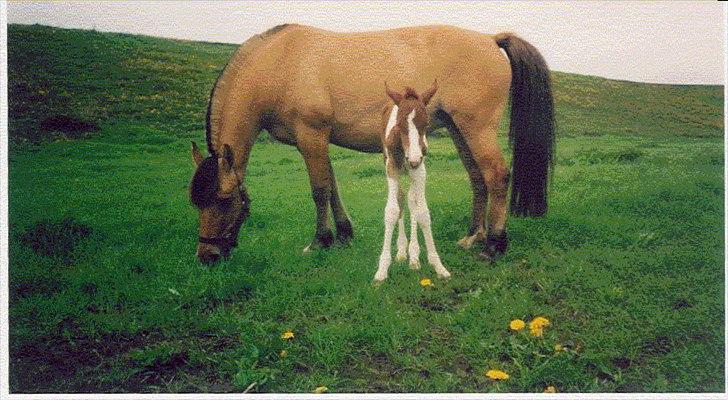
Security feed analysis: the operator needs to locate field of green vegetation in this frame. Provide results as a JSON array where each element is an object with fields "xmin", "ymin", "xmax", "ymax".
[{"xmin": 7, "ymin": 24, "xmax": 725, "ymax": 393}]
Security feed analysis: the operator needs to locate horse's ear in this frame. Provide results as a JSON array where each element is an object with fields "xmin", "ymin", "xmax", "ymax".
[
  {"xmin": 191, "ymin": 141, "xmax": 203, "ymax": 166},
  {"xmin": 422, "ymin": 79, "xmax": 438, "ymax": 105},
  {"xmin": 385, "ymin": 81, "xmax": 403, "ymax": 105},
  {"xmin": 219, "ymin": 144, "xmax": 234, "ymax": 172}
]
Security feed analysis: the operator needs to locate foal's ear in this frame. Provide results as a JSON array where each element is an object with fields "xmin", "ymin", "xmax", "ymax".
[
  {"xmin": 191, "ymin": 141, "xmax": 203, "ymax": 166},
  {"xmin": 219, "ymin": 144, "xmax": 235, "ymax": 172},
  {"xmin": 422, "ymin": 79, "xmax": 438, "ymax": 106},
  {"xmin": 385, "ymin": 81, "xmax": 403, "ymax": 105}
]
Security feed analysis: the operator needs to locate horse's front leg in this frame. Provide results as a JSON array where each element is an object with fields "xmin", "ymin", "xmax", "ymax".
[
  {"xmin": 409, "ymin": 165, "xmax": 450, "ymax": 279},
  {"xmin": 375, "ymin": 171, "xmax": 401, "ymax": 282},
  {"xmin": 296, "ymin": 123, "xmax": 335, "ymax": 252}
]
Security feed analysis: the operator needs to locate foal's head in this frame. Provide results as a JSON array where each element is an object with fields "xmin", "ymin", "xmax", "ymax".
[
  {"xmin": 385, "ymin": 80, "xmax": 437, "ymax": 169},
  {"xmin": 190, "ymin": 142, "xmax": 250, "ymax": 264}
]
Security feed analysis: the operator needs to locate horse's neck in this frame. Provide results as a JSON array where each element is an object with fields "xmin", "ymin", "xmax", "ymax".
[{"xmin": 215, "ymin": 125, "xmax": 259, "ymax": 183}]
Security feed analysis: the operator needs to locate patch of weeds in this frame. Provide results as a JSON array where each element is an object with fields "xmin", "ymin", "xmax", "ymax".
[
  {"xmin": 99, "ymin": 126, "xmax": 176, "ymax": 145},
  {"xmin": 672, "ymin": 298, "xmax": 692, "ymax": 310},
  {"xmin": 427, "ymin": 152, "xmax": 460, "ymax": 162},
  {"xmin": 640, "ymin": 336, "xmax": 673, "ymax": 357},
  {"xmin": 695, "ymin": 181, "xmax": 722, "ymax": 197},
  {"xmin": 19, "ymin": 218, "xmax": 92, "ymax": 266},
  {"xmin": 129, "ymin": 343, "xmax": 190, "ymax": 386},
  {"xmin": 567, "ymin": 148, "xmax": 645, "ymax": 165},
  {"xmin": 10, "ymin": 330, "xmax": 163, "ymax": 393},
  {"xmin": 232, "ymin": 345, "xmax": 278, "ymax": 392},
  {"xmin": 354, "ymin": 166, "xmax": 381, "ymax": 178},
  {"xmin": 38, "ymin": 115, "xmax": 100, "ymax": 141},
  {"xmin": 11, "ymin": 279, "xmax": 62, "ymax": 299}
]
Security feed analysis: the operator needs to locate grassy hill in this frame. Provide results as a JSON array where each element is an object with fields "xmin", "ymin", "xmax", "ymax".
[
  {"xmin": 6, "ymin": 24, "xmax": 725, "ymax": 394},
  {"xmin": 8, "ymin": 23, "xmax": 724, "ymax": 145}
]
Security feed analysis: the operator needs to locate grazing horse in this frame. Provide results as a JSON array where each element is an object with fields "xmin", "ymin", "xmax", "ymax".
[
  {"xmin": 189, "ymin": 24, "xmax": 554, "ymax": 264},
  {"xmin": 375, "ymin": 82, "xmax": 450, "ymax": 282}
]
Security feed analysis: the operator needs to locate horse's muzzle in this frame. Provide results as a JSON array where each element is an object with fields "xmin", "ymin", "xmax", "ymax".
[{"xmin": 197, "ymin": 243, "xmax": 228, "ymax": 265}]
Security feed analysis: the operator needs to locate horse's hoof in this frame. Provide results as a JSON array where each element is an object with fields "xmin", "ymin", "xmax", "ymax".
[
  {"xmin": 409, "ymin": 259, "xmax": 421, "ymax": 270},
  {"xmin": 373, "ymin": 273, "xmax": 387, "ymax": 284},
  {"xmin": 335, "ymin": 220, "xmax": 354, "ymax": 244},
  {"xmin": 482, "ymin": 230, "xmax": 508, "ymax": 261},
  {"xmin": 457, "ymin": 235, "xmax": 476, "ymax": 249},
  {"xmin": 395, "ymin": 252, "xmax": 407, "ymax": 262},
  {"xmin": 304, "ymin": 228, "xmax": 335, "ymax": 253},
  {"xmin": 437, "ymin": 269, "xmax": 451, "ymax": 279}
]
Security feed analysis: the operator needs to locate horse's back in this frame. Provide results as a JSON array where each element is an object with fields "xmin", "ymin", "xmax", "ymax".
[{"xmin": 224, "ymin": 24, "xmax": 512, "ymax": 149}]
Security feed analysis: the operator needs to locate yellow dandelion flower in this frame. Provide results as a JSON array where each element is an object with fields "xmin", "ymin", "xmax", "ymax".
[
  {"xmin": 485, "ymin": 369, "xmax": 509, "ymax": 380},
  {"xmin": 544, "ymin": 385, "xmax": 557, "ymax": 393},
  {"xmin": 314, "ymin": 386, "xmax": 328, "ymax": 394},
  {"xmin": 529, "ymin": 316, "xmax": 550, "ymax": 337},
  {"xmin": 279, "ymin": 350, "xmax": 288, "ymax": 358},
  {"xmin": 420, "ymin": 278, "xmax": 433, "ymax": 287},
  {"xmin": 554, "ymin": 343, "xmax": 564, "ymax": 352},
  {"xmin": 509, "ymin": 319, "xmax": 526, "ymax": 331},
  {"xmin": 530, "ymin": 316, "xmax": 551, "ymax": 329},
  {"xmin": 281, "ymin": 330, "xmax": 295, "ymax": 340}
]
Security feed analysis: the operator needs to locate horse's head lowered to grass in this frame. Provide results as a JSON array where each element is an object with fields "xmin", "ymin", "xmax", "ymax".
[{"xmin": 190, "ymin": 142, "xmax": 250, "ymax": 264}]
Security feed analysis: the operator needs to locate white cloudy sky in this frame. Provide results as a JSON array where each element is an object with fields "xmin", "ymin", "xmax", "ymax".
[{"xmin": 7, "ymin": 1, "xmax": 726, "ymax": 84}]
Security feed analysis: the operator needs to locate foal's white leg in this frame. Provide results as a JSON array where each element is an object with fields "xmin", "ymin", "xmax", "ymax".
[
  {"xmin": 375, "ymin": 175, "xmax": 400, "ymax": 282},
  {"xmin": 409, "ymin": 165, "xmax": 451, "ymax": 279},
  {"xmin": 395, "ymin": 213, "xmax": 408, "ymax": 262},
  {"xmin": 407, "ymin": 188, "xmax": 421, "ymax": 270}
]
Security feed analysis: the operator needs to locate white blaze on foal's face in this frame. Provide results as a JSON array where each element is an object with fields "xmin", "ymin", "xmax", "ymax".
[{"xmin": 406, "ymin": 110, "xmax": 423, "ymax": 168}]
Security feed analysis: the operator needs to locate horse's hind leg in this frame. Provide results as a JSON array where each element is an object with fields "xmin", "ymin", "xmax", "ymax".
[
  {"xmin": 328, "ymin": 163, "xmax": 354, "ymax": 244},
  {"xmin": 438, "ymin": 111, "xmax": 487, "ymax": 249},
  {"xmin": 455, "ymin": 118, "xmax": 510, "ymax": 261},
  {"xmin": 296, "ymin": 123, "xmax": 335, "ymax": 252}
]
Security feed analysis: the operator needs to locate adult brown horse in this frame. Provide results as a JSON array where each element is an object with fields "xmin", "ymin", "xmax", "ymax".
[{"xmin": 190, "ymin": 24, "xmax": 554, "ymax": 264}]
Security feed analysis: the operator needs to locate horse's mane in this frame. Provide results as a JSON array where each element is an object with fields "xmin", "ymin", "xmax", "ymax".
[{"xmin": 205, "ymin": 24, "xmax": 293, "ymax": 157}]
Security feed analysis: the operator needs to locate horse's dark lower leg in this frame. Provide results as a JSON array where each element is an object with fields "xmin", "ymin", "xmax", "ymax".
[
  {"xmin": 309, "ymin": 186, "xmax": 335, "ymax": 250},
  {"xmin": 328, "ymin": 163, "xmax": 353, "ymax": 243},
  {"xmin": 296, "ymin": 123, "xmax": 335, "ymax": 252},
  {"xmin": 468, "ymin": 134, "xmax": 509, "ymax": 261}
]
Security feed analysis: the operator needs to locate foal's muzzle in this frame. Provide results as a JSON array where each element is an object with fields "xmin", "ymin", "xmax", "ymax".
[{"xmin": 406, "ymin": 157, "xmax": 423, "ymax": 169}]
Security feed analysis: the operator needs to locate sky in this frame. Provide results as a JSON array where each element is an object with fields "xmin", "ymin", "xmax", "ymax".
[{"xmin": 6, "ymin": 1, "xmax": 727, "ymax": 85}]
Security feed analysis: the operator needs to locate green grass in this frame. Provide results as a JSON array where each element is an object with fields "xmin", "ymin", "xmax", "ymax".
[{"xmin": 7, "ymin": 24, "xmax": 725, "ymax": 393}]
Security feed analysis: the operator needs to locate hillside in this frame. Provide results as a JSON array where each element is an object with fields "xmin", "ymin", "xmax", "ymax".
[{"xmin": 7, "ymin": 23, "xmax": 724, "ymax": 143}]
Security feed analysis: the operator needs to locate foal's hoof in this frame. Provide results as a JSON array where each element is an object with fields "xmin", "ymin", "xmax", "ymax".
[
  {"xmin": 480, "ymin": 230, "xmax": 508, "ymax": 262},
  {"xmin": 373, "ymin": 272, "xmax": 388, "ymax": 284},
  {"xmin": 436, "ymin": 269, "xmax": 451, "ymax": 279}
]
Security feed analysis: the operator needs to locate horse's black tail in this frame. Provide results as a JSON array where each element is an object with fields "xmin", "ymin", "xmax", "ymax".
[{"xmin": 495, "ymin": 32, "xmax": 555, "ymax": 217}]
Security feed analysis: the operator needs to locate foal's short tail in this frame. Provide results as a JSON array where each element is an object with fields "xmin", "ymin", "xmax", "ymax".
[{"xmin": 495, "ymin": 32, "xmax": 555, "ymax": 217}]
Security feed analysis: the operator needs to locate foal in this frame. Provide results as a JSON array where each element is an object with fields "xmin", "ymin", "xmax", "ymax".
[{"xmin": 374, "ymin": 82, "xmax": 451, "ymax": 282}]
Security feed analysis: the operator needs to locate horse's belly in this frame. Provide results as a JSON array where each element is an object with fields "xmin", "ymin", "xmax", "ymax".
[{"xmin": 330, "ymin": 131, "xmax": 382, "ymax": 153}]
